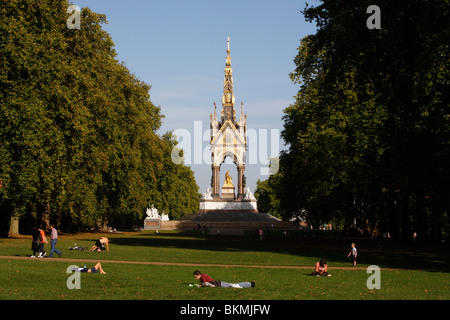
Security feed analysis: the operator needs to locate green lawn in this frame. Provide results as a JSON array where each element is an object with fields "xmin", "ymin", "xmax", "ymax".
[{"xmin": 0, "ymin": 230, "xmax": 449, "ymax": 300}]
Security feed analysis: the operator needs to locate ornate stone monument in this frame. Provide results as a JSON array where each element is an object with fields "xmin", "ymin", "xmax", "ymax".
[
  {"xmin": 144, "ymin": 205, "xmax": 169, "ymax": 230},
  {"xmin": 198, "ymin": 37, "xmax": 257, "ymax": 214}
]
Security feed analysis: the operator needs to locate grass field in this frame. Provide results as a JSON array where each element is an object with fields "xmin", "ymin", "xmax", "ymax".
[{"xmin": 0, "ymin": 230, "xmax": 449, "ymax": 301}]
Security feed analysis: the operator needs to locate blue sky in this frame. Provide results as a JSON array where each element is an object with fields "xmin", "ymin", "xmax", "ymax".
[{"xmin": 72, "ymin": 0, "xmax": 319, "ymax": 195}]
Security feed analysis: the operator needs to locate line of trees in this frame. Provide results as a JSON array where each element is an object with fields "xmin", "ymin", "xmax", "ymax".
[
  {"xmin": 0, "ymin": 1, "xmax": 200, "ymax": 234},
  {"xmin": 255, "ymin": 0, "xmax": 450, "ymax": 242}
]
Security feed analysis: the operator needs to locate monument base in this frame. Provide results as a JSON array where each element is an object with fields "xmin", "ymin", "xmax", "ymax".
[
  {"xmin": 143, "ymin": 206, "xmax": 169, "ymax": 230},
  {"xmin": 221, "ymin": 186, "xmax": 235, "ymax": 199},
  {"xmin": 180, "ymin": 198, "xmax": 282, "ymax": 222},
  {"xmin": 221, "ymin": 182, "xmax": 235, "ymax": 200},
  {"xmin": 144, "ymin": 219, "xmax": 161, "ymax": 230},
  {"xmin": 198, "ymin": 199, "xmax": 258, "ymax": 214}
]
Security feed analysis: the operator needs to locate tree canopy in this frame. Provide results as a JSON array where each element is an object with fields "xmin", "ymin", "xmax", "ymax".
[
  {"xmin": 255, "ymin": 0, "xmax": 450, "ymax": 241},
  {"xmin": 0, "ymin": 0, "xmax": 199, "ymax": 234}
]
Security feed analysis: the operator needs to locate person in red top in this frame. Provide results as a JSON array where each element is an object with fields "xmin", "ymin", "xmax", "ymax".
[{"xmin": 193, "ymin": 270, "xmax": 255, "ymax": 288}]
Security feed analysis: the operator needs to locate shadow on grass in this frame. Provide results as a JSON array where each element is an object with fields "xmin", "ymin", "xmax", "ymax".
[{"xmin": 107, "ymin": 230, "xmax": 450, "ymax": 272}]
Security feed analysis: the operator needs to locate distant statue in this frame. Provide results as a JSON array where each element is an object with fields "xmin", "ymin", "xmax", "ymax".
[
  {"xmin": 146, "ymin": 205, "xmax": 169, "ymax": 221},
  {"xmin": 224, "ymin": 170, "xmax": 233, "ymax": 186},
  {"xmin": 202, "ymin": 187, "xmax": 213, "ymax": 200},
  {"xmin": 244, "ymin": 187, "xmax": 256, "ymax": 200},
  {"xmin": 146, "ymin": 206, "xmax": 158, "ymax": 219}
]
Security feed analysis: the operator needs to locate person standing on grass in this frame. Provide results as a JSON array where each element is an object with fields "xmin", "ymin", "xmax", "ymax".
[
  {"xmin": 37, "ymin": 225, "xmax": 48, "ymax": 258},
  {"xmin": 347, "ymin": 242, "xmax": 357, "ymax": 266},
  {"xmin": 193, "ymin": 270, "xmax": 255, "ymax": 288},
  {"xmin": 30, "ymin": 227, "xmax": 40, "ymax": 258},
  {"xmin": 258, "ymin": 228, "xmax": 263, "ymax": 241},
  {"xmin": 49, "ymin": 224, "xmax": 62, "ymax": 258}
]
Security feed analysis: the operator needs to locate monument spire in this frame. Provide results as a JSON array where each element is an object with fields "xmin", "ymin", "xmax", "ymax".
[
  {"xmin": 222, "ymin": 36, "xmax": 235, "ymax": 123},
  {"xmin": 200, "ymin": 35, "xmax": 256, "ymax": 212}
]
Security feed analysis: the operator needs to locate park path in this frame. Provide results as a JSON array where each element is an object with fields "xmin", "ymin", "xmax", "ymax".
[{"xmin": 0, "ymin": 255, "xmax": 398, "ymax": 270}]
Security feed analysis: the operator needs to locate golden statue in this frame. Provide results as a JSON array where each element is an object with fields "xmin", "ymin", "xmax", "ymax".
[
  {"xmin": 224, "ymin": 170, "xmax": 233, "ymax": 186},
  {"xmin": 226, "ymin": 37, "xmax": 231, "ymax": 65}
]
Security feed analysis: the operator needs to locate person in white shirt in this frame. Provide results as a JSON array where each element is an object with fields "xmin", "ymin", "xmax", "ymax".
[{"xmin": 49, "ymin": 224, "xmax": 62, "ymax": 258}]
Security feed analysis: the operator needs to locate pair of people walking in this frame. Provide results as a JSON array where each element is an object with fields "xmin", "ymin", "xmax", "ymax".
[{"xmin": 31, "ymin": 224, "xmax": 61, "ymax": 258}]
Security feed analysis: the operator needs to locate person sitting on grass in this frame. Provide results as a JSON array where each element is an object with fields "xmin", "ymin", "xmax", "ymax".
[
  {"xmin": 311, "ymin": 258, "xmax": 330, "ymax": 277},
  {"xmin": 193, "ymin": 270, "xmax": 255, "ymax": 288},
  {"xmin": 89, "ymin": 237, "xmax": 110, "ymax": 252},
  {"xmin": 72, "ymin": 262, "xmax": 107, "ymax": 274}
]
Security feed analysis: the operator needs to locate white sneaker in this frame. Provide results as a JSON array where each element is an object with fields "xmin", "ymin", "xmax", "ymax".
[{"xmin": 30, "ymin": 255, "xmax": 36, "ymax": 258}]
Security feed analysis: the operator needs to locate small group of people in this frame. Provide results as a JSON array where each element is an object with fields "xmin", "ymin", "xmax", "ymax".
[
  {"xmin": 31, "ymin": 224, "xmax": 62, "ymax": 258},
  {"xmin": 31, "ymin": 223, "xmax": 111, "ymax": 258},
  {"xmin": 30, "ymin": 225, "xmax": 110, "ymax": 275},
  {"xmin": 311, "ymin": 242, "xmax": 358, "ymax": 277},
  {"xmin": 29, "ymin": 225, "xmax": 358, "ymax": 282},
  {"xmin": 192, "ymin": 243, "xmax": 357, "ymax": 287}
]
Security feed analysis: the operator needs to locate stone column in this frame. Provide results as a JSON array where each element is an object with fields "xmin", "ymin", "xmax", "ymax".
[
  {"xmin": 211, "ymin": 165, "xmax": 220, "ymax": 198},
  {"xmin": 237, "ymin": 165, "xmax": 245, "ymax": 199}
]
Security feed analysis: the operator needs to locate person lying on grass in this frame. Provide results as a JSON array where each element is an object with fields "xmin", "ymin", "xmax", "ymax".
[
  {"xmin": 72, "ymin": 262, "xmax": 107, "ymax": 274},
  {"xmin": 193, "ymin": 270, "xmax": 255, "ymax": 288}
]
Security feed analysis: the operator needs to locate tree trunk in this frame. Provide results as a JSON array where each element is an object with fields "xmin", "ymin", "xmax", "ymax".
[
  {"xmin": 42, "ymin": 200, "xmax": 51, "ymax": 228},
  {"xmin": 9, "ymin": 215, "xmax": 19, "ymax": 235}
]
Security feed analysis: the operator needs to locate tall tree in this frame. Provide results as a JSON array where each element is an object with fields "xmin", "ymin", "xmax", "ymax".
[
  {"xmin": 0, "ymin": 0, "xmax": 199, "ymax": 233},
  {"xmin": 278, "ymin": 0, "xmax": 449, "ymax": 240}
]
